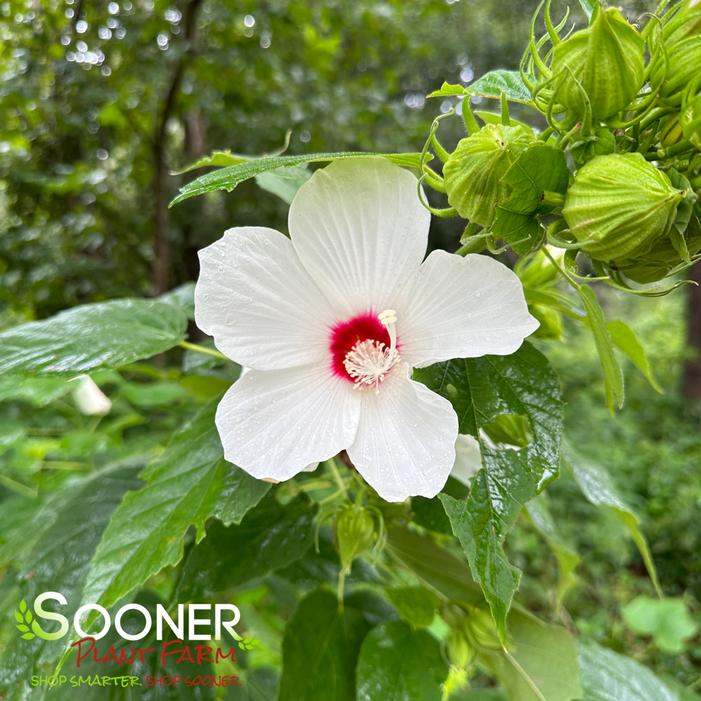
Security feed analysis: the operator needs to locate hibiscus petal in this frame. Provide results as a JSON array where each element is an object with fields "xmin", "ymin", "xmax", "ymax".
[
  {"xmin": 398, "ymin": 250, "xmax": 539, "ymax": 367},
  {"xmin": 288, "ymin": 158, "xmax": 429, "ymax": 317},
  {"xmin": 451, "ymin": 434, "xmax": 482, "ymax": 487},
  {"xmin": 195, "ymin": 226, "xmax": 336, "ymax": 370},
  {"xmin": 215, "ymin": 366, "xmax": 361, "ymax": 481},
  {"xmin": 347, "ymin": 369, "xmax": 458, "ymax": 501}
]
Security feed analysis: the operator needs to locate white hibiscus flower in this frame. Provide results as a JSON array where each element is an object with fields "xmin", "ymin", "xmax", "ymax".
[{"xmin": 194, "ymin": 158, "xmax": 538, "ymax": 502}]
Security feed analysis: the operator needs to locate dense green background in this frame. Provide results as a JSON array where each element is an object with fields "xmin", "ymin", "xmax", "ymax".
[{"xmin": 0, "ymin": 0, "xmax": 699, "ymax": 698}]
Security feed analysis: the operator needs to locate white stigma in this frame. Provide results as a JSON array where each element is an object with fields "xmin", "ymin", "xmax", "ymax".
[{"xmin": 343, "ymin": 309, "xmax": 400, "ymax": 393}]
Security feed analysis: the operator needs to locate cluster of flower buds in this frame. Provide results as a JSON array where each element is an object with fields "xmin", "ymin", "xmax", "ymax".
[{"xmin": 426, "ymin": 0, "xmax": 701, "ymax": 287}]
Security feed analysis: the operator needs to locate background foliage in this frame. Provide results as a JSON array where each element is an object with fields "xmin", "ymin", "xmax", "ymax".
[{"xmin": 0, "ymin": 0, "xmax": 699, "ymax": 700}]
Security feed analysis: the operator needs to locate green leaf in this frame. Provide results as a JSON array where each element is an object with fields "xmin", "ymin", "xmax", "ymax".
[
  {"xmin": 578, "ymin": 285, "xmax": 625, "ymax": 412},
  {"xmin": 607, "ymin": 320, "xmax": 662, "ymax": 393},
  {"xmin": 213, "ymin": 462, "xmax": 270, "ymax": 526},
  {"xmin": 0, "ymin": 375, "xmax": 73, "ymax": 406},
  {"xmin": 170, "ymin": 152, "xmax": 423, "ymax": 206},
  {"xmin": 525, "ymin": 493, "xmax": 580, "ymax": 608},
  {"xmin": 386, "ymin": 527, "xmax": 485, "ymax": 609},
  {"xmin": 386, "ymin": 586, "xmax": 440, "ymax": 629},
  {"xmin": 566, "ymin": 450, "xmax": 662, "ymax": 596},
  {"xmin": 578, "ymin": 640, "xmax": 680, "ymax": 701},
  {"xmin": 416, "ymin": 343, "xmax": 563, "ymax": 640},
  {"xmin": 173, "ymin": 149, "xmax": 247, "ymax": 174},
  {"xmin": 176, "ymin": 493, "xmax": 316, "ymax": 600},
  {"xmin": 492, "ymin": 143, "xmax": 569, "ymax": 253},
  {"xmin": 119, "ymin": 379, "xmax": 191, "ymax": 408},
  {"xmin": 0, "ymin": 299, "xmax": 187, "ymax": 375},
  {"xmin": 278, "ymin": 589, "xmax": 370, "ymax": 701},
  {"xmin": 467, "ymin": 70, "xmax": 533, "ymax": 104},
  {"xmin": 479, "ymin": 611, "xmax": 582, "ymax": 701},
  {"xmin": 0, "ymin": 464, "xmax": 141, "ymax": 692},
  {"xmin": 82, "ymin": 401, "xmax": 266, "ymax": 608},
  {"xmin": 255, "ymin": 164, "xmax": 312, "ymax": 204},
  {"xmin": 427, "ymin": 81, "xmax": 468, "ymax": 98},
  {"xmin": 158, "ymin": 281, "xmax": 196, "ymax": 320},
  {"xmin": 356, "ymin": 621, "xmax": 449, "ymax": 701},
  {"xmin": 621, "ymin": 596, "xmax": 698, "ymax": 654},
  {"xmin": 172, "ymin": 131, "xmax": 294, "ymax": 175}
]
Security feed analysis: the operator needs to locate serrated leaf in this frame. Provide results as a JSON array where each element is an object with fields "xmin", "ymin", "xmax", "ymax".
[
  {"xmin": 172, "ymin": 131, "xmax": 294, "ymax": 175},
  {"xmin": 356, "ymin": 621, "xmax": 448, "ymax": 701},
  {"xmin": 607, "ymin": 320, "xmax": 662, "ymax": 393},
  {"xmin": 82, "ymin": 401, "xmax": 265, "ymax": 608},
  {"xmin": 479, "ymin": 611, "xmax": 582, "ymax": 701},
  {"xmin": 278, "ymin": 589, "xmax": 370, "ymax": 701},
  {"xmin": 566, "ymin": 449, "xmax": 662, "ymax": 596},
  {"xmin": 212, "ymin": 464, "xmax": 270, "ymax": 527},
  {"xmin": 416, "ymin": 343, "xmax": 563, "ymax": 640},
  {"xmin": 578, "ymin": 286, "xmax": 625, "ymax": 412},
  {"xmin": 170, "ymin": 151, "xmax": 423, "ymax": 206},
  {"xmin": 467, "ymin": 70, "xmax": 533, "ymax": 104},
  {"xmin": 0, "ymin": 299, "xmax": 188, "ymax": 375},
  {"xmin": 176, "ymin": 494, "xmax": 316, "ymax": 600},
  {"xmin": 578, "ymin": 640, "xmax": 680, "ymax": 701}
]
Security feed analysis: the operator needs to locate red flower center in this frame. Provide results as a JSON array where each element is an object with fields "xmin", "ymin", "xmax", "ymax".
[{"xmin": 329, "ymin": 312, "xmax": 393, "ymax": 382}]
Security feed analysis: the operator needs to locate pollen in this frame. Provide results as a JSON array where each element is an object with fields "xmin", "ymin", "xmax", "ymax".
[
  {"xmin": 329, "ymin": 309, "xmax": 401, "ymax": 391},
  {"xmin": 344, "ymin": 339, "xmax": 400, "ymax": 392}
]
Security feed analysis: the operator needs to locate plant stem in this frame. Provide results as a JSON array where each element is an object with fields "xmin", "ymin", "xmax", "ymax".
[
  {"xmin": 178, "ymin": 340, "xmax": 228, "ymax": 360},
  {"xmin": 327, "ymin": 458, "xmax": 348, "ymax": 495}
]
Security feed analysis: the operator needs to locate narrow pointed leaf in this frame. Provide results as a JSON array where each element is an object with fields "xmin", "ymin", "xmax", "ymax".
[
  {"xmin": 0, "ymin": 299, "xmax": 187, "ymax": 375},
  {"xmin": 171, "ymin": 151, "xmax": 423, "ymax": 206}
]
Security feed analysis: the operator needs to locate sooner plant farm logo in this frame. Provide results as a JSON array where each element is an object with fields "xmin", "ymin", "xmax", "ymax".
[
  {"xmin": 13, "ymin": 592, "xmax": 250, "ymax": 691},
  {"xmin": 14, "ymin": 598, "xmax": 52, "ymax": 640}
]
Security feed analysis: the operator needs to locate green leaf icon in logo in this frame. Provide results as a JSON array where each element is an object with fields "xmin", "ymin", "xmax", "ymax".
[{"xmin": 14, "ymin": 599, "xmax": 52, "ymax": 641}]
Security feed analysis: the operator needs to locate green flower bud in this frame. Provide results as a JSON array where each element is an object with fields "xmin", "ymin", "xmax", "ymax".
[
  {"xmin": 650, "ymin": 35, "xmax": 701, "ymax": 105},
  {"xmin": 443, "ymin": 123, "xmax": 535, "ymax": 226},
  {"xmin": 614, "ymin": 212, "xmax": 701, "ymax": 283},
  {"xmin": 551, "ymin": 7, "xmax": 645, "ymax": 120},
  {"xmin": 446, "ymin": 631, "xmax": 474, "ymax": 668},
  {"xmin": 563, "ymin": 153, "xmax": 686, "ymax": 262},
  {"xmin": 466, "ymin": 610, "xmax": 502, "ymax": 650},
  {"xmin": 659, "ymin": 114, "xmax": 685, "ymax": 148},
  {"xmin": 682, "ymin": 94, "xmax": 701, "ymax": 149},
  {"xmin": 335, "ymin": 504, "xmax": 376, "ymax": 572}
]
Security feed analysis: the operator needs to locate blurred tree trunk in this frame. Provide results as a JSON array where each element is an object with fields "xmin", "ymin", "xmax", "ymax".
[
  {"xmin": 682, "ymin": 261, "xmax": 701, "ymax": 398},
  {"xmin": 152, "ymin": 0, "xmax": 203, "ymax": 295}
]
